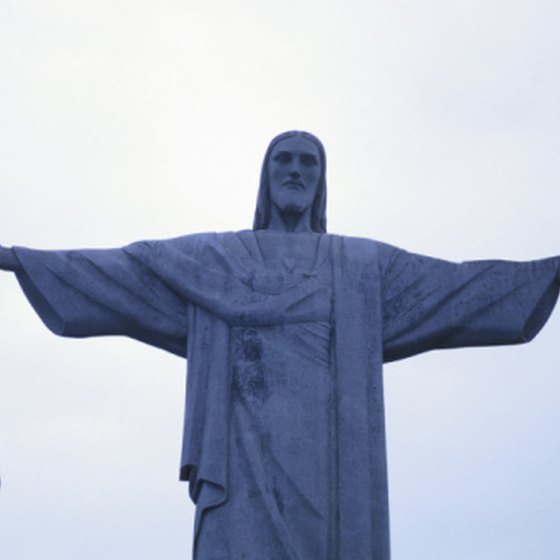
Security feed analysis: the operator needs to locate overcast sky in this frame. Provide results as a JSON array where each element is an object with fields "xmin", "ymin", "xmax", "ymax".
[{"xmin": 1, "ymin": 1, "xmax": 560, "ymax": 558}]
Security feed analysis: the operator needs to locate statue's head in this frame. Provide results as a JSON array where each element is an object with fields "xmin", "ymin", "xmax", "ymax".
[{"xmin": 253, "ymin": 131, "xmax": 327, "ymax": 233}]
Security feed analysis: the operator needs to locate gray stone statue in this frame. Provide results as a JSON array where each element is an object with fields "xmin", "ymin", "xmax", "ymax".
[{"xmin": 1, "ymin": 130, "xmax": 559, "ymax": 559}]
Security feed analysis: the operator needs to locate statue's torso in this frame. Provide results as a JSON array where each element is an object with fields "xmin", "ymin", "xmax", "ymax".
[{"xmin": 197, "ymin": 231, "xmax": 335, "ymax": 558}]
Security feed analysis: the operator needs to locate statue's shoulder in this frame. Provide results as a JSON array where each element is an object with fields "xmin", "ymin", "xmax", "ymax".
[
  {"xmin": 126, "ymin": 232, "xmax": 233, "ymax": 265},
  {"xmin": 328, "ymin": 233, "xmax": 395, "ymax": 263},
  {"xmin": 158, "ymin": 231, "xmax": 253, "ymax": 267},
  {"xmin": 145, "ymin": 231, "xmax": 235, "ymax": 250}
]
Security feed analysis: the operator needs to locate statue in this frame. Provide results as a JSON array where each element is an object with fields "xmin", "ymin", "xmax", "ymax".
[{"xmin": 1, "ymin": 131, "xmax": 559, "ymax": 559}]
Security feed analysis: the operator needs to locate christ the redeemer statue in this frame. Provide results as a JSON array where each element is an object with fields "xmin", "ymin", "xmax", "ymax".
[{"xmin": 1, "ymin": 131, "xmax": 559, "ymax": 560}]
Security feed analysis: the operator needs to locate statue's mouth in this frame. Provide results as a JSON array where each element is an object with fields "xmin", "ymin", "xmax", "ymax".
[{"xmin": 283, "ymin": 181, "xmax": 304, "ymax": 190}]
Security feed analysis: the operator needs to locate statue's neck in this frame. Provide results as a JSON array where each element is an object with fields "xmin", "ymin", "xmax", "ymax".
[{"xmin": 267, "ymin": 207, "xmax": 313, "ymax": 233}]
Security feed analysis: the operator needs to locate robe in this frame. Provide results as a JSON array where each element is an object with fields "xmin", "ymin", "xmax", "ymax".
[{"xmin": 13, "ymin": 230, "xmax": 560, "ymax": 559}]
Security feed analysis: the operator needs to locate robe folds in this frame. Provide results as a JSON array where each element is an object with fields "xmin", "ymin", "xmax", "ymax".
[{"xmin": 13, "ymin": 231, "xmax": 560, "ymax": 560}]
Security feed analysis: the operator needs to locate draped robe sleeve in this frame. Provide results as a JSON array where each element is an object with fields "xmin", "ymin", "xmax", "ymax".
[
  {"xmin": 13, "ymin": 240, "xmax": 191, "ymax": 357},
  {"xmin": 378, "ymin": 243, "xmax": 560, "ymax": 362}
]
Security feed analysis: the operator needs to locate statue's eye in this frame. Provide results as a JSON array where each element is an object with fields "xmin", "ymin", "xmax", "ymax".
[
  {"xmin": 273, "ymin": 152, "xmax": 292, "ymax": 164},
  {"xmin": 301, "ymin": 154, "xmax": 318, "ymax": 166}
]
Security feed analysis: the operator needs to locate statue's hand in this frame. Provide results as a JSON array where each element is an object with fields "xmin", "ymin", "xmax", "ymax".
[{"xmin": 0, "ymin": 245, "xmax": 20, "ymax": 272}]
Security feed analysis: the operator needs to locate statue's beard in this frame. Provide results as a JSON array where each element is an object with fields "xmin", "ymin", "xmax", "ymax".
[
  {"xmin": 269, "ymin": 198, "xmax": 314, "ymax": 231},
  {"xmin": 281, "ymin": 202, "xmax": 305, "ymax": 215}
]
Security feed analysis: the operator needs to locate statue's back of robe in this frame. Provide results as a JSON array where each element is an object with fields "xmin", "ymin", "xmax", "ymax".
[{"xmin": 13, "ymin": 231, "xmax": 559, "ymax": 559}]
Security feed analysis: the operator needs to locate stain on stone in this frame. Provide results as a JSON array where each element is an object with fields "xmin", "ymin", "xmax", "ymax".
[
  {"xmin": 272, "ymin": 485, "xmax": 285, "ymax": 514},
  {"xmin": 232, "ymin": 329, "xmax": 267, "ymax": 403},
  {"xmin": 242, "ymin": 332, "xmax": 262, "ymax": 361}
]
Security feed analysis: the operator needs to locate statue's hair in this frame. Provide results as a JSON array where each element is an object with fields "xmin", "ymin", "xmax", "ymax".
[{"xmin": 252, "ymin": 130, "xmax": 327, "ymax": 233}]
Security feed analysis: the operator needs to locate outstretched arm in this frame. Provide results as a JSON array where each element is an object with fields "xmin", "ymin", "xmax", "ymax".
[
  {"xmin": 7, "ymin": 233, "xmax": 252, "ymax": 357},
  {"xmin": 0, "ymin": 245, "xmax": 20, "ymax": 272},
  {"xmin": 379, "ymin": 243, "xmax": 560, "ymax": 362},
  {"xmin": 8, "ymin": 240, "xmax": 191, "ymax": 357}
]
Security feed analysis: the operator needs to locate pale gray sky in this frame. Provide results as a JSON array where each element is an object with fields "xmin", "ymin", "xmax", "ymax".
[{"xmin": 1, "ymin": 1, "xmax": 559, "ymax": 559}]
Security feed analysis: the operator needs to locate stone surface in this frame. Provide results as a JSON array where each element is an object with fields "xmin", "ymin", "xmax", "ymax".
[
  {"xmin": 0, "ymin": 246, "xmax": 19, "ymax": 271},
  {"xmin": 3, "ymin": 132, "xmax": 560, "ymax": 559}
]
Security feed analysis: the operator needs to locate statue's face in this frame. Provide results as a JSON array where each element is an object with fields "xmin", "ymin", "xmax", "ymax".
[{"xmin": 268, "ymin": 136, "xmax": 321, "ymax": 218}]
